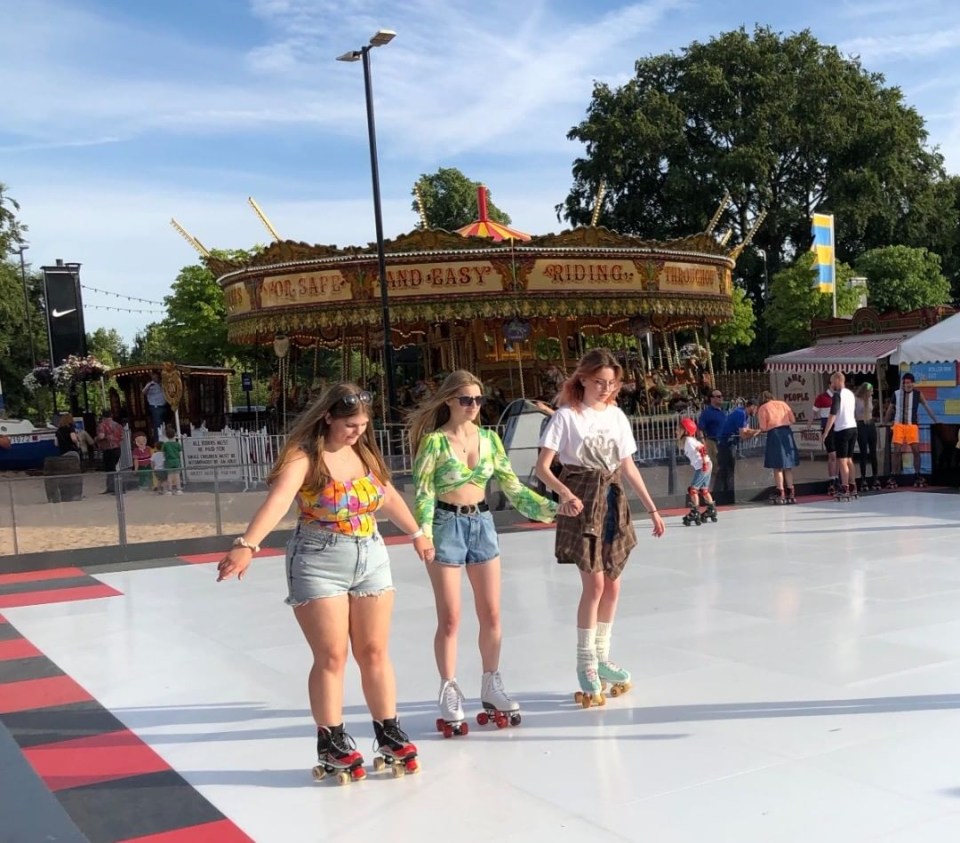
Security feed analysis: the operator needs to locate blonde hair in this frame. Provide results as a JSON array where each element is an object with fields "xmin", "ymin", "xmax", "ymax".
[
  {"xmin": 267, "ymin": 382, "xmax": 390, "ymax": 491},
  {"xmin": 408, "ymin": 370, "xmax": 484, "ymax": 456},
  {"xmin": 58, "ymin": 413, "xmax": 75, "ymax": 429},
  {"xmin": 558, "ymin": 348, "xmax": 623, "ymax": 410}
]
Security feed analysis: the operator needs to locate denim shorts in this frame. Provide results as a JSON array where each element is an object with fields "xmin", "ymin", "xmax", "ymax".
[
  {"xmin": 284, "ymin": 521, "xmax": 393, "ymax": 606},
  {"xmin": 432, "ymin": 508, "xmax": 500, "ymax": 566},
  {"xmin": 690, "ymin": 468, "xmax": 712, "ymax": 490}
]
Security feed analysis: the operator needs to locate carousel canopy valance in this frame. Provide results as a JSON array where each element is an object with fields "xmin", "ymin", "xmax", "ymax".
[{"xmin": 764, "ymin": 335, "xmax": 907, "ymax": 373}]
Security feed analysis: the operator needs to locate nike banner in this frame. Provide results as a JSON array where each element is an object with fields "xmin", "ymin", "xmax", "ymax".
[{"xmin": 42, "ymin": 263, "xmax": 88, "ymax": 365}]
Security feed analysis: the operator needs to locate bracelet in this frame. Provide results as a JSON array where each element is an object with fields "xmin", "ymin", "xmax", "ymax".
[
  {"xmin": 647, "ymin": 510, "xmax": 659, "ymax": 515},
  {"xmin": 232, "ymin": 536, "xmax": 260, "ymax": 553},
  {"xmin": 409, "ymin": 529, "xmax": 424, "ymax": 540}
]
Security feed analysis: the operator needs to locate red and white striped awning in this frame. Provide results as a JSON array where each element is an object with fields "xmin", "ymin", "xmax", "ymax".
[{"xmin": 765, "ymin": 336, "xmax": 907, "ymax": 373}]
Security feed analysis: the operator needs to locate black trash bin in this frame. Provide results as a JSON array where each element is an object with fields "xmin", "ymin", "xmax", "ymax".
[{"xmin": 43, "ymin": 455, "xmax": 84, "ymax": 503}]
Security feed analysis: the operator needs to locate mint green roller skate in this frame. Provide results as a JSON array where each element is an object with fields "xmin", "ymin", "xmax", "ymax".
[
  {"xmin": 598, "ymin": 661, "xmax": 632, "ymax": 697},
  {"xmin": 574, "ymin": 664, "xmax": 605, "ymax": 709}
]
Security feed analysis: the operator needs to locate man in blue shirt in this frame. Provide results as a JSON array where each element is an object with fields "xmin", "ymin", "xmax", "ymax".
[
  {"xmin": 714, "ymin": 399, "xmax": 758, "ymax": 498},
  {"xmin": 698, "ymin": 389, "xmax": 727, "ymax": 469}
]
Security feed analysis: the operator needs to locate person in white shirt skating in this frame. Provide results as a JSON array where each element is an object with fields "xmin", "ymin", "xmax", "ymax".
[{"xmin": 677, "ymin": 419, "xmax": 717, "ymax": 525}]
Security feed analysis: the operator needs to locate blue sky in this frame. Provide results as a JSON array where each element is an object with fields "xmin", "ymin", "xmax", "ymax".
[{"xmin": 2, "ymin": 0, "xmax": 959, "ymax": 343}]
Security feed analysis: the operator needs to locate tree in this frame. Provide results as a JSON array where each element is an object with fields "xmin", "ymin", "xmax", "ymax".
[
  {"xmin": 710, "ymin": 286, "xmax": 756, "ymax": 360},
  {"xmin": 0, "ymin": 182, "xmax": 26, "ymax": 256},
  {"xmin": 86, "ymin": 328, "xmax": 129, "ymax": 369},
  {"xmin": 854, "ymin": 245, "xmax": 952, "ymax": 313},
  {"xmin": 764, "ymin": 253, "xmax": 862, "ymax": 351},
  {"xmin": 129, "ymin": 323, "xmax": 174, "ymax": 365},
  {"xmin": 0, "ymin": 259, "xmax": 47, "ymax": 417},
  {"xmin": 411, "ymin": 168, "xmax": 511, "ymax": 231},
  {"xmin": 160, "ymin": 264, "xmax": 232, "ymax": 365},
  {"xmin": 561, "ymin": 26, "xmax": 957, "ymax": 318}
]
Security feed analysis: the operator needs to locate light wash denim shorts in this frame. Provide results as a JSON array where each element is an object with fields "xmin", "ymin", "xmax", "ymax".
[
  {"xmin": 284, "ymin": 521, "xmax": 393, "ymax": 606},
  {"xmin": 690, "ymin": 468, "xmax": 712, "ymax": 490},
  {"xmin": 432, "ymin": 507, "xmax": 500, "ymax": 566}
]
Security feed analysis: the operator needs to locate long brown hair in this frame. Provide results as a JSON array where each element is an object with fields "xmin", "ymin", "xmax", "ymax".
[
  {"xmin": 557, "ymin": 348, "xmax": 623, "ymax": 410},
  {"xmin": 407, "ymin": 370, "xmax": 484, "ymax": 456},
  {"xmin": 267, "ymin": 382, "xmax": 390, "ymax": 491}
]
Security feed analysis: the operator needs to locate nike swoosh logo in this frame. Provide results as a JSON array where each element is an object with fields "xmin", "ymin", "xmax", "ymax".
[{"xmin": 51, "ymin": 308, "xmax": 77, "ymax": 318}]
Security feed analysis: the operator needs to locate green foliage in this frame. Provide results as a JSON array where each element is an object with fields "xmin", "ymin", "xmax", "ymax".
[
  {"xmin": 854, "ymin": 245, "xmax": 952, "ymax": 312},
  {"xmin": 0, "ymin": 256, "xmax": 47, "ymax": 419},
  {"xmin": 129, "ymin": 323, "xmax": 175, "ymax": 365},
  {"xmin": 412, "ymin": 168, "xmax": 511, "ymax": 231},
  {"xmin": 561, "ymin": 26, "xmax": 957, "ymax": 325},
  {"xmin": 710, "ymin": 286, "xmax": 756, "ymax": 355},
  {"xmin": 765, "ymin": 253, "xmax": 861, "ymax": 351},
  {"xmin": 0, "ymin": 182, "xmax": 27, "ymax": 256},
  {"xmin": 86, "ymin": 328, "xmax": 129, "ymax": 369}
]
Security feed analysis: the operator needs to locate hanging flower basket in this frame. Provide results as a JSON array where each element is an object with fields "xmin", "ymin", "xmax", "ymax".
[
  {"xmin": 58, "ymin": 354, "xmax": 108, "ymax": 385},
  {"xmin": 22, "ymin": 363, "xmax": 56, "ymax": 392}
]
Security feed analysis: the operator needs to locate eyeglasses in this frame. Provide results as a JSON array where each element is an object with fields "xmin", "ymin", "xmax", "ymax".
[
  {"xmin": 338, "ymin": 390, "xmax": 373, "ymax": 409},
  {"xmin": 456, "ymin": 395, "xmax": 488, "ymax": 407},
  {"xmin": 591, "ymin": 379, "xmax": 619, "ymax": 389}
]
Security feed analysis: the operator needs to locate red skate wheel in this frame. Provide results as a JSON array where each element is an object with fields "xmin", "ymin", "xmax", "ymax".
[
  {"xmin": 436, "ymin": 718, "xmax": 445, "ymax": 733},
  {"xmin": 459, "ymin": 721, "xmax": 469, "ymax": 736},
  {"xmin": 442, "ymin": 723, "xmax": 453, "ymax": 739},
  {"xmin": 495, "ymin": 714, "xmax": 507, "ymax": 729},
  {"xmin": 351, "ymin": 766, "xmax": 366, "ymax": 781},
  {"xmin": 476, "ymin": 711, "xmax": 489, "ymax": 726},
  {"xmin": 405, "ymin": 758, "xmax": 420, "ymax": 774}
]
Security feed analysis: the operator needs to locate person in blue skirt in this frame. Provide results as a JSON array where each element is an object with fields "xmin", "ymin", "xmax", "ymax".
[{"xmin": 757, "ymin": 391, "xmax": 800, "ymax": 503}]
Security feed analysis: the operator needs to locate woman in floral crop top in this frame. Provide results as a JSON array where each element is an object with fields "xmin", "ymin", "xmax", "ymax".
[
  {"xmin": 409, "ymin": 370, "xmax": 558, "ymax": 734},
  {"xmin": 217, "ymin": 383, "xmax": 432, "ymax": 780}
]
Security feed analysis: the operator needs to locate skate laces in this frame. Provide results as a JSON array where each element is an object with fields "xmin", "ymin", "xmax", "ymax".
[
  {"xmin": 328, "ymin": 729, "xmax": 358, "ymax": 758},
  {"xmin": 439, "ymin": 678, "xmax": 464, "ymax": 708},
  {"xmin": 487, "ymin": 671, "xmax": 513, "ymax": 702},
  {"xmin": 376, "ymin": 720, "xmax": 410, "ymax": 751}
]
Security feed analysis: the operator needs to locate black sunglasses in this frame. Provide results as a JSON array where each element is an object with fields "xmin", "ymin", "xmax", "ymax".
[
  {"xmin": 338, "ymin": 390, "xmax": 373, "ymax": 409},
  {"xmin": 456, "ymin": 395, "xmax": 488, "ymax": 407},
  {"xmin": 711, "ymin": 393, "xmax": 723, "ymax": 398}
]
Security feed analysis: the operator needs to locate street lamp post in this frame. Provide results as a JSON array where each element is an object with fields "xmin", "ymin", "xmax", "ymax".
[
  {"xmin": 338, "ymin": 30, "xmax": 399, "ymax": 426},
  {"xmin": 14, "ymin": 244, "xmax": 37, "ymax": 368}
]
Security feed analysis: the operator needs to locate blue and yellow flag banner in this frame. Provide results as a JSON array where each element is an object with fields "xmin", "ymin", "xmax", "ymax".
[{"xmin": 811, "ymin": 213, "xmax": 835, "ymax": 294}]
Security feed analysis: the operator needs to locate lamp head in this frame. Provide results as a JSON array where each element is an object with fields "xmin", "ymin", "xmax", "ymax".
[
  {"xmin": 336, "ymin": 50, "xmax": 361, "ymax": 62},
  {"xmin": 369, "ymin": 29, "xmax": 396, "ymax": 47}
]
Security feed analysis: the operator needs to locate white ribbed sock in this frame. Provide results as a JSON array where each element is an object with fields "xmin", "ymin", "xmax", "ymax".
[
  {"xmin": 596, "ymin": 621, "xmax": 613, "ymax": 663},
  {"xmin": 576, "ymin": 627, "xmax": 597, "ymax": 670}
]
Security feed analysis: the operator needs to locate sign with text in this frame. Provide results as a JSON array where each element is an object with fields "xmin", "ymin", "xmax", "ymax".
[
  {"xmin": 656, "ymin": 262, "xmax": 725, "ymax": 295},
  {"xmin": 904, "ymin": 361, "xmax": 957, "ymax": 388},
  {"xmin": 379, "ymin": 261, "xmax": 505, "ymax": 297},
  {"xmin": 770, "ymin": 370, "xmax": 825, "ymax": 425},
  {"xmin": 259, "ymin": 270, "xmax": 351, "ymax": 310},
  {"xmin": 182, "ymin": 436, "xmax": 243, "ymax": 482},
  {"xmin": 527, "ymin": 260, "xmax": 640, "ymax": 291},
  {"xmin": 224, "ymin": 281, "xmax": 252, "ymax": 315}
]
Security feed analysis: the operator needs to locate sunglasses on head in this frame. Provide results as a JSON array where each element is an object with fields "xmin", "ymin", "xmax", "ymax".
[
  {"xmin": 456, "ymin": 395, "xmax": 488, "ymax": 407},
  {"xmin": 338, "ymin": 390, "xmax": 373, "ymax": 409}
]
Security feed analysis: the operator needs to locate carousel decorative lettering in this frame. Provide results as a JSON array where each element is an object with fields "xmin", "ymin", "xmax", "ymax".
[
  {"xmin": 381, "ymin": 261, "xmax": 504, "ymax": 297},
  {"xmin": 259, "ymin": 271, "xmax": 351, "ymax": 309}
]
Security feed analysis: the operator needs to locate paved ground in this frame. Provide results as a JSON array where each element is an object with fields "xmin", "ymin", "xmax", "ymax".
[{"xmin": 3, "ymin": 489, "xmax": 960, "ymax": 842}]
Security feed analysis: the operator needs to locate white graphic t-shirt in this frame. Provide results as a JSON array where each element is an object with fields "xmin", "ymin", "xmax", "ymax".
[{"xmin": 539, "ymin": 405, "xmax": 637, "ymax": 471}]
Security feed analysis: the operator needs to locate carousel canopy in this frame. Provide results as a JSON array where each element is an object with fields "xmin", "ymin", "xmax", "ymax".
[{"xmin": 456, "ymin": 185, "xmax": 531, "ymax": 242}]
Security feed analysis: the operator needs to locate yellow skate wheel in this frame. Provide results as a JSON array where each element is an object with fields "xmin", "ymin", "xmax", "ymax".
[
  {"xmin": 373, "ymin": 757, "xmax": 385, "ymax": 773},
  {"xmin": 609, "ymin": 685, "xmax": 621, "ymax": 697},
  {"xmin": 596, "ymin": 693, "xmax": 606, "ymax": 706},
  {"xmin": 336, "ymin": 771, "xmax": 350, "ymax": 785},
  {"xmin": 311, "ymin": 765, "xmax": 327, "ymax": 782},
  {"xmin": 580, "ymin": 693, "xmax": 592, "ymax": 709},
  {"xmin": 574, "ymin": 691, "xmax": 584, "ymax": 704},
  {"xmin": 391, "ymin": 764, "xmax": 404, "ymax": 778}
]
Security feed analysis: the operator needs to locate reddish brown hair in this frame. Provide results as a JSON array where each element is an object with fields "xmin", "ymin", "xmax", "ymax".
[{"xmin": 557, "ymin": 348, "xmax": 623, "ymax": 410}]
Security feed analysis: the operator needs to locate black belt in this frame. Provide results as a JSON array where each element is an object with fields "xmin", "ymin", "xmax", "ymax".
[{"xmin": 437, "ymin": 500, "xmax": 489, "ymax": 515}]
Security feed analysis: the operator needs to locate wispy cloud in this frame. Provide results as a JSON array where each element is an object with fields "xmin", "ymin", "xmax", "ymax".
[
  {"xmin": 0, "ymin": 137, "xmax": 124, "ymax": 154},
  {"xmin": 841, "ymin": 27, "xmax": 960, "ymax": 61}
]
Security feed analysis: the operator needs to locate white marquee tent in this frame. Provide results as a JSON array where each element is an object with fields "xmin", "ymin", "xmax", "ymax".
[{"xmin": 897, "ymin": 312, "xmax": 960, "ymax": 363}]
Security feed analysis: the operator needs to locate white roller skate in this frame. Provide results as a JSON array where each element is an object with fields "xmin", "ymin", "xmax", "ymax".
[
  {"xmin": 574, "ymin": 664, "xmax": 605, "ymax": 708},
  {"xmin": 435, "ymin": 678, "xmax": 468, "ymax": 738},
  {"xmin": 598, "ymin": 660, "xmax": 633, "ymax": 697},
  {"xmin": 478, "ymin": 670, "xmax": 521, "ymax": 728}
]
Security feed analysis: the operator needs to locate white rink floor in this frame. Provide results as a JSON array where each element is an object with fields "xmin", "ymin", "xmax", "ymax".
[{"xmin": 7, "ymin": 491, "xmax": 960, "ymax": 843}]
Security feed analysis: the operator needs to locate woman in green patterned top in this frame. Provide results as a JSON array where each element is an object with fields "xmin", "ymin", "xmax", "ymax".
[{"xmin": 409, "ymin": 370, "xmax": 557, "ymax": 734}]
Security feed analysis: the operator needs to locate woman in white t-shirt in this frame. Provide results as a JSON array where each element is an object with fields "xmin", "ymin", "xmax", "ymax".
[{"xmin": 536, "ymin": 349, "xmax": 665, "ymax": 707}]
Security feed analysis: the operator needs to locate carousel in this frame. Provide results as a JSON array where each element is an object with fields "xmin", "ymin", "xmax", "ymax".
[{"xmin": 199, "ymin": 188, "xmax": 756, "ymax": 421}]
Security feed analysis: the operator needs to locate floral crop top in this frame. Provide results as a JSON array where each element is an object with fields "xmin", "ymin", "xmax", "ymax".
[
  {"xmin": 413, "ymin": 427, "xmax": 557, "ymax": 539},
  {"xmin": 297, "ymin": 472, "xmax": 386, "ymax": 537}
]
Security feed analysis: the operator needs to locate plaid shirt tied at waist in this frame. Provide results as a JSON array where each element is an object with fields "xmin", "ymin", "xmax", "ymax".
[{"xmin": 554, "ymin": 465, "xmax": 637, "ymax": 577}]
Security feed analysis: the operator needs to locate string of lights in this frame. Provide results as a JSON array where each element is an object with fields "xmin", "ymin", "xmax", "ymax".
[
  {"xmin": 81, "ymin": 285, "xmax": 166, "ymax": 306},
  {"xmin": 84, "ymin": 303, "xmax": 165, "ymax": 315}
]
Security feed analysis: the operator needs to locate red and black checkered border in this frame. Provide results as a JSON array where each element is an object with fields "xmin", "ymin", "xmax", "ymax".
[{"xmin": 0, "ymin": 569, "xmax": 253, "ymax": 843}]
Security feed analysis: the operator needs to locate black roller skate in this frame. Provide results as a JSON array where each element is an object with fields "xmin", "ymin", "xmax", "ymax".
[
  {"xmin": 701, "ymin": 503, "xmax": 718, "ymax": 523},
  {"xmin": 768, "ymin": 489, "xmax": 786, "ymax": 505},
  {"xmin": 785, "ymin": 487, "xmax": 796, "ymax": 504},
  {"xmin": 682, "ymin": 506, "xmax": 702, "ymax": 526},
  {"xmin": 870, "ymin": 478, "xmax": 883, "ymax": 491},
  {"xmin": 372, "ymin": 718, "xmax": 420, "ymax": 778},
  {"xmin": 826, "ymin": 481, "xmax": 837, "ymax": 497},
  {"xmin": 914, "ymin": 475, "xmax": 928, "ymax": 488},
  {"xmin": 312, "ymin": 724, "xmax": 366, "ymax": 785},
  {"xmin": 885, "ymin": 476, "xmax": 899, "ymax": 490},
  {"xmin": 848, "ymin": 483, "xmax": 859, "ymax": 500}
]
